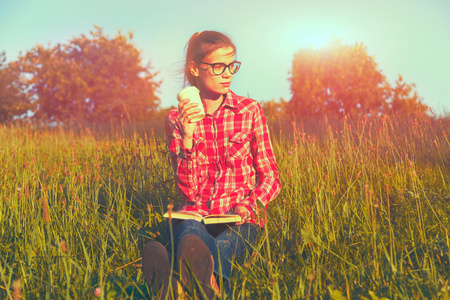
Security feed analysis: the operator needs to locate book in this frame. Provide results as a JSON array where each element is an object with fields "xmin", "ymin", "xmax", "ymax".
[{"xmin": 163, "ymin": 211, "xmax": 242, "ymax": 224}]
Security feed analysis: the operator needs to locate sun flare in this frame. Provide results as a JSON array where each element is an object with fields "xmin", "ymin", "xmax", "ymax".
[{"xmin": 294, "ymin": 28, "xmax": 334, "ymax": 49}]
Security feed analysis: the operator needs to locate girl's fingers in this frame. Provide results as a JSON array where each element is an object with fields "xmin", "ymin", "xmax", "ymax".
[
  {"xmin": 235, "ymin": 207, "xmax": 251, "ymax": 225},
  {"xmin": 236, "ymin": 219, "xmax": 249, "ymax": 226},
  {"xmin": 178, "ymin": 100, "xmax": 200, "ymax": 123},
  {"xmin": 179, "ymin": 108, "xmax": 201, "ymax": 124},
  {"xmin": 179, "ymin": 99, "xmax": 199, "ymax": 111}
]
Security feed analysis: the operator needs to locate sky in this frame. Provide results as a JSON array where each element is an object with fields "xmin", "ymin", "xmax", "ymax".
[{"xmin": 1, "ymin": 0, "xmax": 449, "ymax": 115}]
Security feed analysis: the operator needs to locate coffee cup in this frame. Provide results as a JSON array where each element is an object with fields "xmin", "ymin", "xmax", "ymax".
[{"xmin": 177, "ymin": 86, "xmax": 205, "ymax": 122}]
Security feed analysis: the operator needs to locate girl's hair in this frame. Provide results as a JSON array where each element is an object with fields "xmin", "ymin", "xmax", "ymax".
[{"xmin": 184, "ymin": 31, "xmax": 236, "ymax": 86}]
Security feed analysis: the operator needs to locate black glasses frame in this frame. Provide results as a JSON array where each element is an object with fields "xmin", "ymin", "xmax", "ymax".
[{"xmin": 199, "ymin": 60, "xmax": 241, "ymax": 75}]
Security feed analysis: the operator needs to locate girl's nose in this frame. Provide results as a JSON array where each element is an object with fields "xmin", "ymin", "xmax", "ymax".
[{"xmin": 222, "ymin": 68, "xmax": 232, "ymax": 78}]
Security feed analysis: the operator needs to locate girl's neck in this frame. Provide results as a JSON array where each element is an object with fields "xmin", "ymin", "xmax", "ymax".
[{"xmin": 199, "ymin": 90, "xmax": 225, "ymax": 115}]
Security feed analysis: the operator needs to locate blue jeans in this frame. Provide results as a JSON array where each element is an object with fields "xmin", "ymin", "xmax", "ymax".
[{"xmin": 167, "ymin": 220, "xmax": 258, "ymax": 280}]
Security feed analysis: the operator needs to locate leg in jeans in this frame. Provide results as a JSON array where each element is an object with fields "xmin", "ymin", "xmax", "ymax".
[
  {"xmin": 169, "ymin": 219, "xmax": 218, "ymax": 273},
  {"xmin": 169, "ymin": 220, "xmax": 258, "ymax": 279},
  {"xmin": 210, "ymin": 223, "xmax": 258, "ymax": 280},
  {"xmin": 169, "ymin": 220, "xmax": 219, "ymax": 297}
]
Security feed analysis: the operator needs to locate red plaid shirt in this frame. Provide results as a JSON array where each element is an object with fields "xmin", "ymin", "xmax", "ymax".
[{"xmin": 165, "ymin": 90, "xmax": 281, "ymax": 220}]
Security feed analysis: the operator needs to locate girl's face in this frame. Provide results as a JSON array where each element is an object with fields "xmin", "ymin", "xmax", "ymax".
[{"xmin": 190, "ymin": 46, "xmax": 236, "ymax": 99}]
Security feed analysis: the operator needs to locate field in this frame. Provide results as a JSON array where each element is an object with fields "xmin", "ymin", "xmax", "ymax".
[{"xmin": 1, "ymin": 113, "xmax": 449, "ymax": 299}]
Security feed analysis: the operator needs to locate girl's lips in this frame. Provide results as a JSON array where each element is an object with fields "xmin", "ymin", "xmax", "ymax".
[{"xmin": 221, "ymin": 82, "xmax": 231, "ymax": 87}]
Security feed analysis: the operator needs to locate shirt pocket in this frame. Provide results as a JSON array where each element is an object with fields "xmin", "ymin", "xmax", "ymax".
[{"xmin": 228, "ymin": 131, "xmax": 252, "ymax": 159}]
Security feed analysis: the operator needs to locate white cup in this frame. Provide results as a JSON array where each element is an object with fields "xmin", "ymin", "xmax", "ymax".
[{"xmin": 177, "ymin": 86, "xmax": 205, "ymax": 122}]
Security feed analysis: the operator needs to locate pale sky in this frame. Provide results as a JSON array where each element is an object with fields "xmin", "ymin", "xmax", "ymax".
[{"xmin": 1, "ymin": 0, "xmax": 449, "ymax": 115}]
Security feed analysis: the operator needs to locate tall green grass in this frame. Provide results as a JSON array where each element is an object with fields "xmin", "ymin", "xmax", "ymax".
[{"xmin": 0, "ymin": 113, "xmax": 449, "ymax": 299}]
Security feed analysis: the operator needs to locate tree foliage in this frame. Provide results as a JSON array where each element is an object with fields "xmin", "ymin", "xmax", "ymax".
[
  {"xmin": 289, "ymin": 39, "xmax": 426, "ymax": 118},
  {"xmin": 389, "ymin": 75, "xmax": 427, "ymax": 115},
  {"xmin": 0, "ymin": 52, "xmax": 30, "ymax": 123},
  {"xmin": 14, "ymin": 26, "xmax": 160, "ymax": 124}
]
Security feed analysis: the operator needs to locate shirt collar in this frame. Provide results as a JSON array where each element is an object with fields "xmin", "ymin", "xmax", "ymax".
[{"xmin": 223, "ymin": 90, "xmax": 244, "ymax": 113}]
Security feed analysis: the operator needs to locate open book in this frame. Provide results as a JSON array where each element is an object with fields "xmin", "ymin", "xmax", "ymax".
[{"xmin": 163, "ymin": 211, "xmax": 242, "ymax": 224}]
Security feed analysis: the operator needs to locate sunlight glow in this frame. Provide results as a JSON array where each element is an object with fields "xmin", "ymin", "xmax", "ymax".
[{"xmin": 294, "ymin": 28, "xmax": 334, "ymax": 49}]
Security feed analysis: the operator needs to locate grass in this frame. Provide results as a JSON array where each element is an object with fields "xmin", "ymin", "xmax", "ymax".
[{"xmin": 0, "ymin": 112, "xmax": 449, "ymax": 299}]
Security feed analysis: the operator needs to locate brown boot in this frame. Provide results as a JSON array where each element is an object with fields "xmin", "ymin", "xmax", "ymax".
[
  {"xmin": 177, "ymin": 234, "xmax": 220, "ymax": 299},
  {"xmin": 142, "ymin": 241, "xmax": 182, "ymax": 299}
]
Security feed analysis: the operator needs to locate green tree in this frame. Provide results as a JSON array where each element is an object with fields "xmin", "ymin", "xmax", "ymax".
[
  {"xmin": 0, "ymin": 51, "xmax": 30, "ymax": 123},
  {"xmin": 15, "ymin": 26, "xmax": 160, "ymax": 124},
  {"xmin": 289, "ymin": 39, "xmax": 425, "ymax": 118}
]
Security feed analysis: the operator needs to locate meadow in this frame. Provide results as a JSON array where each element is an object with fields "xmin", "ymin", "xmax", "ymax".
[{"xmin": 0, "ymin": 112, "xmax": 449, "ymax": 299}]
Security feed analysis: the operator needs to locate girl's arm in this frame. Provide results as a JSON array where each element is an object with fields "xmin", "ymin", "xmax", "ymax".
[
  {"xmin": 237, "ymin": 102, "xmax": 282, "ymax": 213},
  {"xmin": 164, "ymin": 111, "xmax": 203, "ymax": 202}
]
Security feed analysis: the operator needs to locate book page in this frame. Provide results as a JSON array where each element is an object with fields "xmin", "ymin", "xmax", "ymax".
[
  {"xmin": 203, "ymin": 214, "xmax": 241, "ymax": 224},
  {"xmin": 163, "ymin": 212, "xmax": 242, "ymax": 224},
  {"xmin": 163, "ymin": 211, "xmax": 203, "ymax": 222}
]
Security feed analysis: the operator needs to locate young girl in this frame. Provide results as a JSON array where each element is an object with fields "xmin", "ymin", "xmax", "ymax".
[{"xmin": 142, "ymin": 30, "xmax": 281, "ymax": 298}]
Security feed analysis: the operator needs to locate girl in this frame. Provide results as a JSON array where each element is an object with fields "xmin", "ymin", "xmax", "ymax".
[{"xmin": 142, "ymin": 30, "xmax": 281, "ymax": 298}]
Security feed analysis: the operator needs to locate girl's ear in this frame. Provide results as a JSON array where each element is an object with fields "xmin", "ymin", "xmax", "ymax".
[{"xmin": 189, "ymin": 61, "xmax": 199, "ymax": 77}]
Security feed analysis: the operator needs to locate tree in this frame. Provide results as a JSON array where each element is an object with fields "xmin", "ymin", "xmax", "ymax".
[
  {"xmin": 387, "ymin": 75, "xmax": 427, "ymax": 115},
  {"xmin": 15, "ymin": 26, "xmax": 160, "ymax": 124},
  {"xmin": 288, "ymin": 39, "xmax": 425, "ymax": 118},
  {"xmin": 260, "ymin": 98, "xmax": 289, "ymax": 123},
  {"xmin": 0, "ymin": 52, "xmax": 30, "ymax": 123}
]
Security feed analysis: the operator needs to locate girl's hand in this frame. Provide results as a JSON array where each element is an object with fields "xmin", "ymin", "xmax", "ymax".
[
  {"xmin": 178, "ymin": 99, "xmax": 201, "ymax": 148},
  {"xmin": 234, "ymin": 204, "xmax": 252, "ymax": 225}
]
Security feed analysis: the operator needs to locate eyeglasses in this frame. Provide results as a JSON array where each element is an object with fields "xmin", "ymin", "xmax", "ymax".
[{"xmin": 199, "ymin": 61, "xmax": 241, "ymax": 75}]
